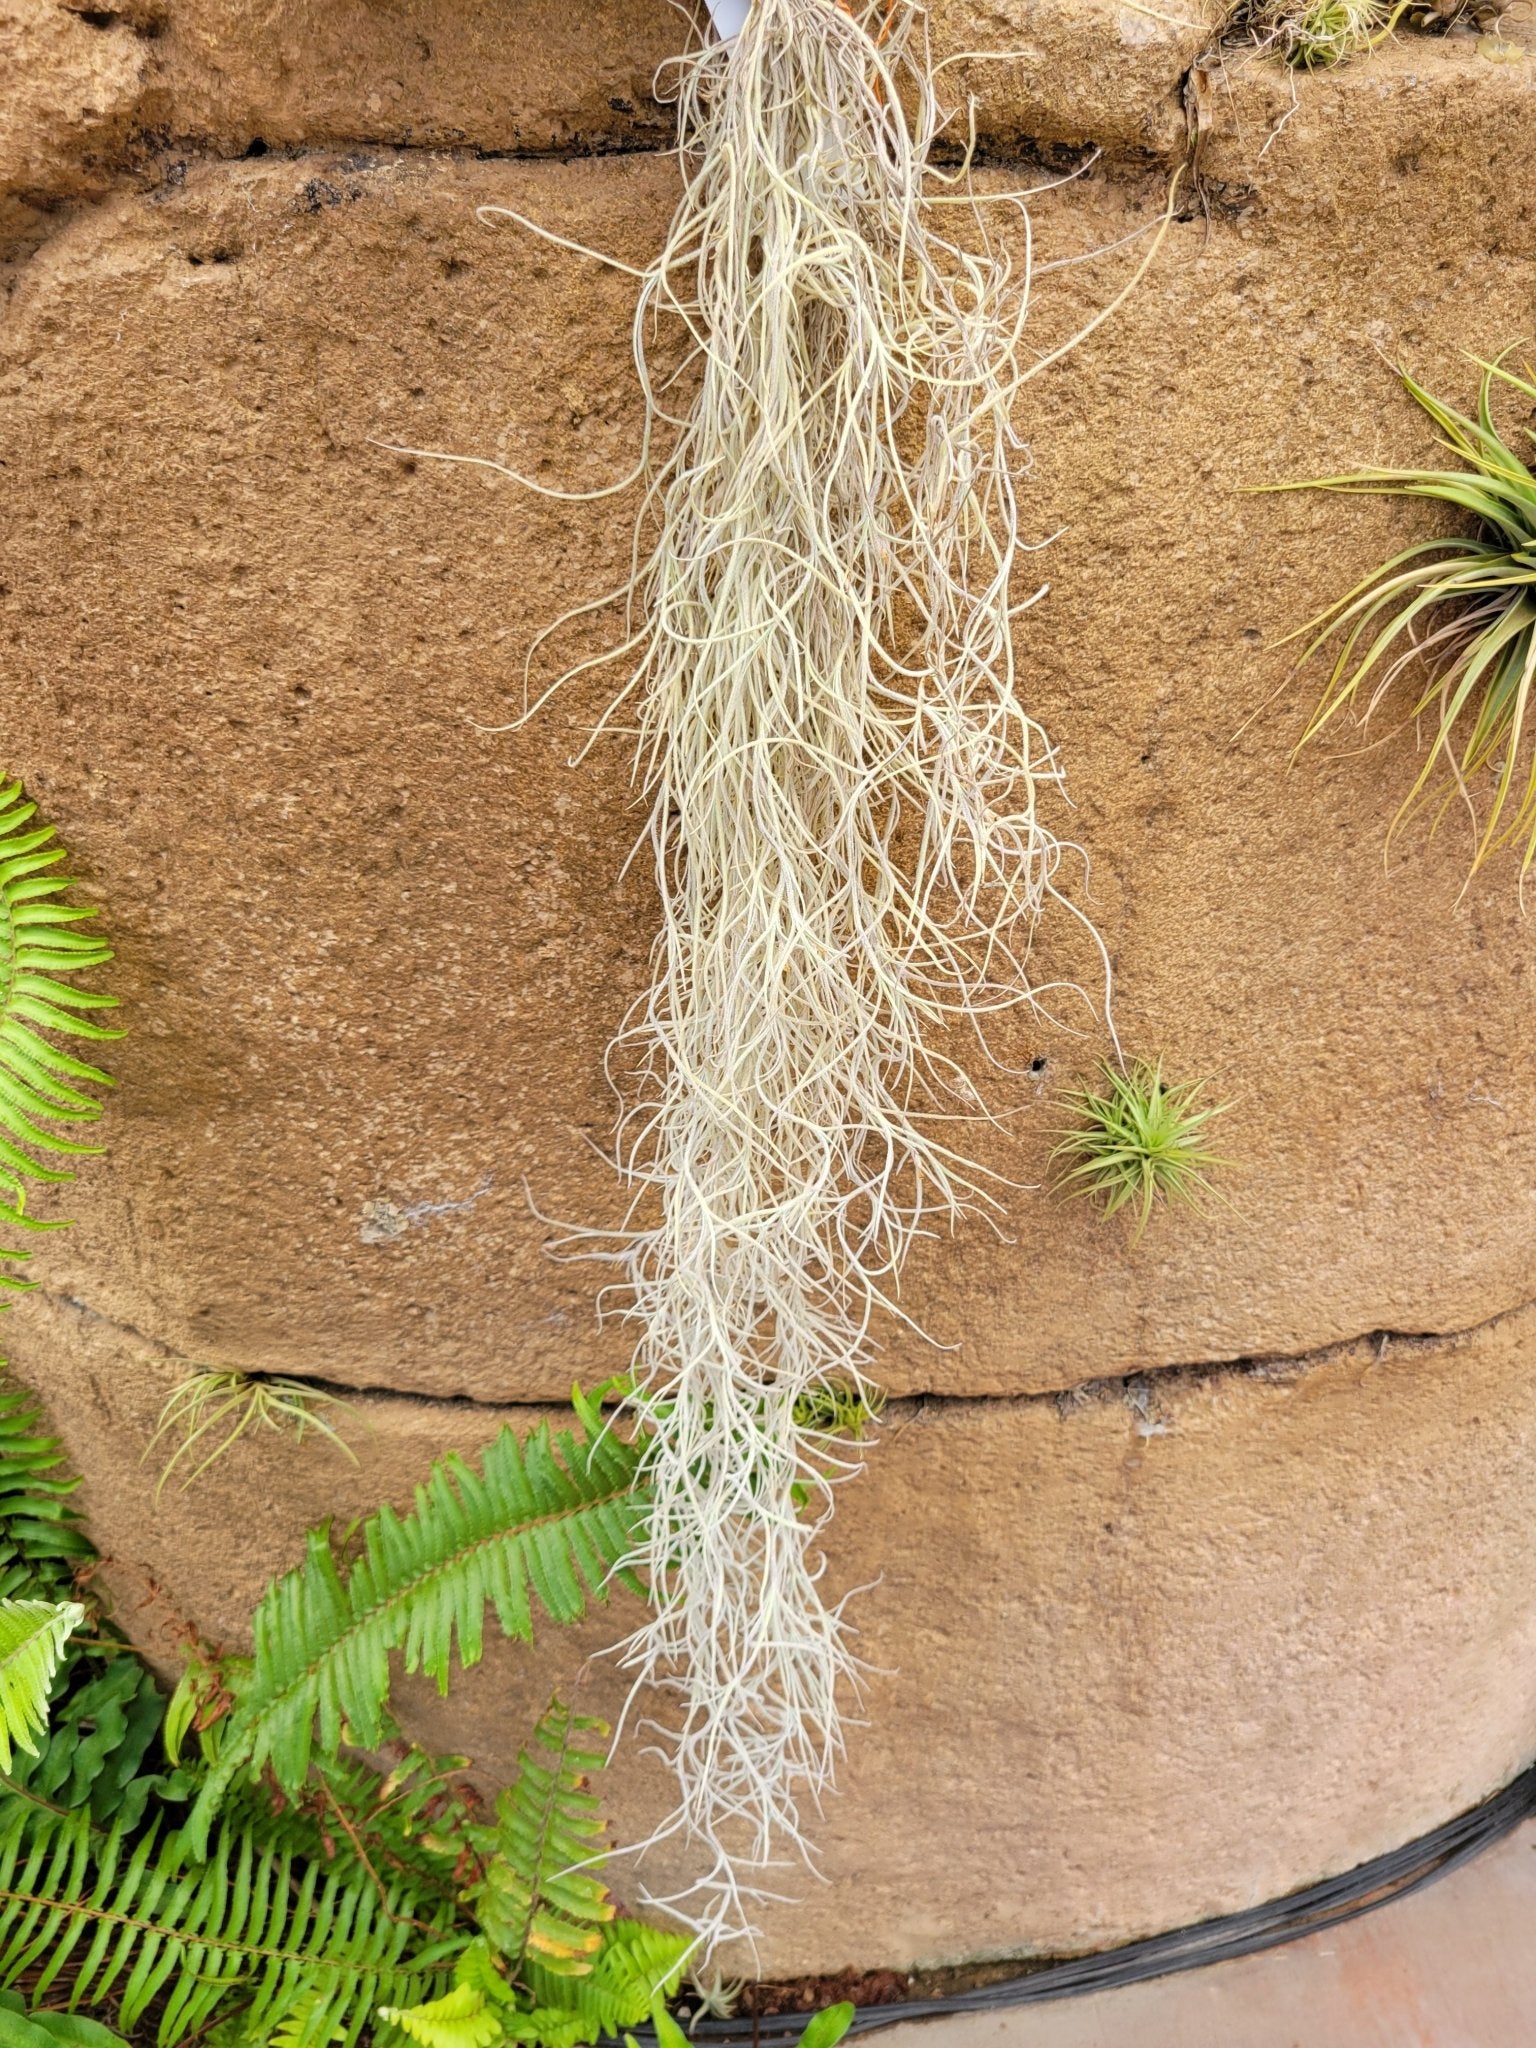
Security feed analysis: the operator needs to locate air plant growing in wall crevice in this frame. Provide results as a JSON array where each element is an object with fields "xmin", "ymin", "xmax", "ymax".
[
  {"xmin": 1247, "ymin": 0, "xmax": 1408, "ymax": 67},
  {"xmin": 401, "ymin": 0, "xmax": 1176, "ymax": 1945}
]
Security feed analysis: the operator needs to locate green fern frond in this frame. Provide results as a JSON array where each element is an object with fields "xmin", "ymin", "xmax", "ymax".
[
  {"xmin": 0, "ymin": 1801, "xmax": 462, "ymax": 2048},
  {"xmin": 496, "ymin": 2011, "xmax": 585, "ymax": 2048},
  {"xmin": 265, "ymin": 1994, "xmax": 345, "ymax": 2048},
  {"xmin": 522, "ymin": 1917, "xmax": 692, "ymax": 2036},
  {"xmin": 0, "ymin": 1375, "xmax": 91, "ymax": 1601},
  {"xmin": 0, "ymin": 1600, "xmax": 81, "ymax": 1769},
  {"xmin": 187, "ymin": 1417, "xmax": 648, "ymax": 1856},
  {"xmin": 379, "ymin": 1747, "xmax": 690, "ymax": 2048},
  {"xmin": 466, "ymin": 1702, "xmax": 615, "ymax": 1973},
  {"xmin": 377, "ymin": 1984, "xmax": 504, "ymax": 2048},
  {"xmin": 0, "ymin": 780, "xmax": 122, "ymax": 1294},
  {"xmin": 220, "ymin": 1748, "xmax": 474, "ymax": 1916}
]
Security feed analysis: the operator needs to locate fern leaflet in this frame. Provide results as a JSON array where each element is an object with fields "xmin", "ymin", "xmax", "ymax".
[
  {"xmin": 0, "ymin": 1376, "xmax": 91, "ymax": 1600},
  {"xmin": 8, "ymin": 1648, "xmax": 191, "ymax": 1828},
  {"xmin": 466, "ymin": 1702, "xmax": 615, "ymax": 1972},
  {"xmin": 0, "ymin": 1600, "xmax": 81, "ymax": 1769},
  {"xmin": 187, "ymin": 1418, "xmax": 648, "ymax": 1855},
  {"xmin": 520, "ymin": 1918, "xmax": 692, "ymax": 2038},
  {"xmin": 377, "ymin": 1983, "xmax": 506, "ymax": 2048},
  {"xmin": 382, "ymin": 1918, "xmax": 693, "ymax": 2048},
  {"xmin": 0, "ymin": 780, "xmax": 121, "ymax": 1296},
  {"xmin": 0, "ymin": 1803, "xmax": 462, "ymax": 2048}
]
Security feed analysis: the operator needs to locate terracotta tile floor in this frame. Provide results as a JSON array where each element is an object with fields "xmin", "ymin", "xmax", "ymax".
[{"xmin": 876, "ymin": 1819, "xmax": 1536, "ymax": 2047}]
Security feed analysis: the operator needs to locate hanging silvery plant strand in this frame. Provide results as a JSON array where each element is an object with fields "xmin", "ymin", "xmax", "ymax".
[
  {"xmin": 597, "ymin": 0, "xmax": 1111, "ymax": 1941},
  {"xmin": 401, "ymin": 0, "xmax": 1173, "ymax": 1946}
]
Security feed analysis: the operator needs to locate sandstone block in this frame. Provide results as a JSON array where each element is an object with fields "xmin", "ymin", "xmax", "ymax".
[
  {"xmin": 20, "ymin": 1284, "xmax": 1536, "ymax": 1973},
  {"xmin": 0, "ymin": 0, "xmax": 148, "ymax": 255},
  {"xmin": 3, "ymin": 86, "xmax": 1536, "ymax": 1402},
  {"xmin": 137, "ymin": 0, "xmax": 1220, "ymax": 163}
]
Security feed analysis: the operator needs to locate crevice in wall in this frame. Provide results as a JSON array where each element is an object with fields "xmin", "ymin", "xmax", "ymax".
[
  {"xmin": 35, "ymin": 1280, "xmax": 1534, "ymax": 1423},
  {"xmin": 0, "ymin": 127, "xmax": 1148, "ymax": 309}
]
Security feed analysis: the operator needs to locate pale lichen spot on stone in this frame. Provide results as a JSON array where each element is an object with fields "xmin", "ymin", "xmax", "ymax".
[{"xmin": 359, "ymin": 1197, "xmax": 409, "ymax": 1244}]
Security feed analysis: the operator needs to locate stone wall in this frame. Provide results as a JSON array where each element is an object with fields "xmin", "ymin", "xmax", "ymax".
[{"xmin": 3, "ymin": 0, "xmax": 1535, "ymax": 1976}]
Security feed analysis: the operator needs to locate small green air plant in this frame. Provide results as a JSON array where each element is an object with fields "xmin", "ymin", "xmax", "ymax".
[
  {"xmin": 792, "ymin": 1381, "xmax": 885, "ymax": 1444},
  {"xmin": 1271, "ymin": 355, "xmax": 1536, "ymax": 889},
  {"xmin": 1251, "ymin": 0, "xmax": 1408, "ymax": 67},
  {"xmin": 1052, "ymin": 1058, "xmax": 1230, "ymax": 1240},
  {"xmin": 0, "ymin": 778, "xmax": 121, "ymax": 1301},
  {"xmin": 148, "ymin": 1368, "xmax": 358, "ymax": 1496}
]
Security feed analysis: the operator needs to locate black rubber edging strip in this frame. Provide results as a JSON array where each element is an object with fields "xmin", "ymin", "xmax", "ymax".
[{"xmin": 677, "ymin": 1763, "xmax": 1536, "ymax": 2045}]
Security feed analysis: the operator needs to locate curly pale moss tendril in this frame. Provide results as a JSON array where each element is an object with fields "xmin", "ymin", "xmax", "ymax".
[
  {"xmin": 1051, "ymin": 1057, "xmax": 1230, "ymax": 1240},
  {"xmin": 400, "ymin": 0, "xmax": 1172, "ymax": 1943},
  {"xmin": 1268, "ymin": 354, "xmax": 1536, "ymax": 889}
]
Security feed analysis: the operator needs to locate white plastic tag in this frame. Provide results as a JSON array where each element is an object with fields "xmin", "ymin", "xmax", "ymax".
[{"xmin": 704, "ymin": 0, "xmax": 751, "ymax": 38}]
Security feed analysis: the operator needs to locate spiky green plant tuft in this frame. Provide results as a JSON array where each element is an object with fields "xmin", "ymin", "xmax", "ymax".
[
  {"xmin": 0, "ymin": 780, "xmax": 121, "ymax": 1299},
  {"xmin": 1250, "ymin": 0, "xmax": 1407, "ymax": 65},
  {"xmin": 1052, "ymin": 1058, "xmax": 1229, "ymax": 1240},
  {"xmin": 149, "ymin": 1370, "xmax": 358, "ymax": 1497},
  {"xmin": 1272, "ymin": 355, "xmax": 1536, "ymax": 885},
  {"xmin": 791, "ymin": 1382, "xmax": 885, "ymax": 1443}
]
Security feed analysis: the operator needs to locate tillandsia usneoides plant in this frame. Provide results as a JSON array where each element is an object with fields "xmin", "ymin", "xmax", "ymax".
[{"xmin": 394, "ymin": 0, "xmax": 1177, "ymax": 1943}]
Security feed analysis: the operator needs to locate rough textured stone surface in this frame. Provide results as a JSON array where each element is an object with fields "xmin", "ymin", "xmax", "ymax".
[
  {"xmin": 7, "ymin": 13, "xmax": 1536, "ymax": 1979},
  {"xmin": 937, "ymin": 0, "xmax": 1225, "ymax": 157},
  {"xmin": 0, "ymin": 0, "xmax": 1222, "ymax": 250},
  {"xmin": 138, "ymin": 0, "xmax": 1221, "ymax": 163},
  {"xmin": 1197, "ymin": 23, "xmax": 1536, "ymax": 206},
  {"xmin": 20, "ymin": 1286, "xmax": 1536, "ymax": 1972},
  {"xmin": 140, "ymin": 0, "xmax": 683, "ymax": 158},
  {"xmin": 3, "ymin": 52, "xmax": 1536, "ymax": 1402},
  {"xmin": 0, "ymin": 0, "xmax": 150, "ymax": 255}
]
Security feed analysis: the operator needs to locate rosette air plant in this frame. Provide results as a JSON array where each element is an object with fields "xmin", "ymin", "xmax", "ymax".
[{"xmin": 401, "ymin": 0, "xmax": 1174, "ymax": 1943}]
